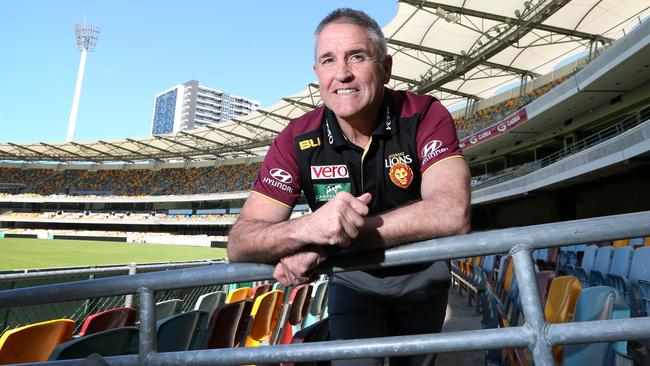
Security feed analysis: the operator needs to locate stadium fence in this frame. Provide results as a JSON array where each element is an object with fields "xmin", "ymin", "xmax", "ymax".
[{"xmin": 1, "ymin": 211, "xmax": 650, "ymax": 365}]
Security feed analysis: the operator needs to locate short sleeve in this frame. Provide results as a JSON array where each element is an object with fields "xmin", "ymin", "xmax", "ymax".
[
  {"xmin": 251, "ymin": 127, "xmax": 301, "ymax": 208},
  {"xmin": 416, "ymin": 99, "xmax": 463, "ymax": 175}
]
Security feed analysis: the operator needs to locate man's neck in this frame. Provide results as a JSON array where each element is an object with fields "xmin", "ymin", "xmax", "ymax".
[{"xmin": 336, "ymin": 105, "xmax": 382, "ymax": 149}]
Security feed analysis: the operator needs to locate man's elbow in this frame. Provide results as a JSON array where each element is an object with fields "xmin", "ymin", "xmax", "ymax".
[{"xmin": 451, "ymin": 205, "xmax": 471, "ymax": 235}]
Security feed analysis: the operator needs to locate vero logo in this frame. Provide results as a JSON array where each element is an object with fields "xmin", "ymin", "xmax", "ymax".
[{"xmin": 310, "ymin": 165, "xmax": 349, "ymax": 180}]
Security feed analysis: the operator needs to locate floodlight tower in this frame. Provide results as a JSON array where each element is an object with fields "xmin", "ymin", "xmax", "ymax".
[{"xmin": 66, "ymin": 20, "xmax": 100, "ymax": 142}]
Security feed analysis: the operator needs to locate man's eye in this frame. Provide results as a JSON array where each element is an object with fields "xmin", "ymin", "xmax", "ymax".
[
  {"xmin": 320, "ymin": 58, "xmax": 334, "ymax": 66},
  {"xmin": 350, "ymin": 54, "xmax": 365, "ymax": 62}
]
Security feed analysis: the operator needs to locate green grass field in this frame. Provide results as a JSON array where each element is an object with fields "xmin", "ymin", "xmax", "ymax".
[{"xmin": 0, "ymin": 237, "xmax": 228, "ymax": 270}]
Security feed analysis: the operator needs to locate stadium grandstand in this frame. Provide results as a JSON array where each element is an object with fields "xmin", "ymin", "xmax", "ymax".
[{"xmin": 1, "ymin": 1, "xmax": 650, "ymax": 365}]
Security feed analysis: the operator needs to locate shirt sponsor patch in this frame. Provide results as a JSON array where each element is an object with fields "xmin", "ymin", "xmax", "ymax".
[
  {"xmin": 263, "ymin": 168, "xmax": 294, "ymax": 193},
  {"xmin": 299, "ymin": 137, "xmax": 321, "ymax": 150},
  {"xmin": 311, "ymin": 165, "xmax": 349, "ymax": 180},
  {"xmin": 313, "ymin": 182, "xmax": 351, "ymax": 202},
  {"xmin": 421, "ymin": 140, "xmax": 448, "ymax": 165},
  {"xmin": 269, "ymin": 168, "xmax": 293, "ymax": 184},
  {"xmin": 389, "ymin": 162, "xmax": 413, "ymax": 189}
]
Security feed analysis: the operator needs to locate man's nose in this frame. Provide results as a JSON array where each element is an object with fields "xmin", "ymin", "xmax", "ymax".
[{"xmin": 334, "ymin": 61, "xmax": 353, "ymax": 82}]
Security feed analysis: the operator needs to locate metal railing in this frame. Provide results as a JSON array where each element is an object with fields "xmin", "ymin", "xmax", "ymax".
[
  {"xmin": 472, "ymin": 107, "xmax": 650, "ymax": 190},
  {"xmin": 0, "ymin": 260, "xmax": 226, "ymax": 333},
  {"xmin": 1, "ymin": 211, "xmax": 650, "ymax": 365}
]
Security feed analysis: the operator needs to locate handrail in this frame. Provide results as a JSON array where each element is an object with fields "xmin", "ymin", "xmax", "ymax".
[
  {"xmin": 2, "ymin": 210, "xmax": 650, "ymax": 365},
  {"xmin": 0, "ymin": 259, "xmax": 225, "ymax": 283}
]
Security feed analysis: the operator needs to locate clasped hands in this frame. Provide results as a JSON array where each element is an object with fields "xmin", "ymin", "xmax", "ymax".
[{"xmin": 273, "ymin": 192, "xmax": 371, "ymax": 286}]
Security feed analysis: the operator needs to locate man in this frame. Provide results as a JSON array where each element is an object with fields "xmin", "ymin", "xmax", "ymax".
[{"xmin": 228, "ymin": 8, "xmax": 470, "ymax": 366}]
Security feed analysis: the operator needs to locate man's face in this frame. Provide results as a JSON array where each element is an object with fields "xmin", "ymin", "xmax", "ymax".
[{"xmin": 314, "ymin": 22, "xmax": 392, "ymax": 125}]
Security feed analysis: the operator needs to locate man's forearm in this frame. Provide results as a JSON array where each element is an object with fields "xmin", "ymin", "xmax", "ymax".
[
  {"xmin": 355, "ymin": 192, "xmax": 470, "ymax": 250},
  {"xmin": 227, "ymin": 217, "xmax": 306, "ymax": 263}
]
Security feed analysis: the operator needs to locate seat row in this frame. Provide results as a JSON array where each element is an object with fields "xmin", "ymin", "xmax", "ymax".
[
  {"xmin": 0, "ymin": 279, "xmax": 331, "ymax": 364},
  {"xmin": 451, "ymin": 245, "xmax": 650, "ymax": 366}
]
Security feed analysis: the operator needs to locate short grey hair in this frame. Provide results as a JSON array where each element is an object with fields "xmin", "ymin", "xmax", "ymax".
[{"xmin": 314, "ymin": 8, "xmax": 387, "ymax": 63}]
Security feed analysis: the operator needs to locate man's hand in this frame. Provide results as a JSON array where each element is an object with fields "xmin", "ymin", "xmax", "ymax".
[
  {"xmin": 295, "ymin": 192, "xmax": 372, "ymax": 248},
  {"xmin": 273, "ymin": 246, "xmax": 328, "ymax": 286}
]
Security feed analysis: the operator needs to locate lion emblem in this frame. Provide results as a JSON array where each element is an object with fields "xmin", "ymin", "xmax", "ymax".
[{"xmin": 389, "ymin": 162, "xmax": 413, "ymax": 189}]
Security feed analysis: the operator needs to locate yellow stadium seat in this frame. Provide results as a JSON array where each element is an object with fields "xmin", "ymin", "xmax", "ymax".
[
  {"xmin": 0, "ymin": 319, "xmax": 75, "ymax": 364},
  {"xmin": 612, "ymin": 239, "xmax": 630, "ymax": 248},
  {"xmin": 245, "ymin": 290, "xmax": 284, "ymax": 347},
  {"xmin": 226, "ymin": 287, "xmax": 254, "ymax": 304},
  {"xmin": 544, "ymin": 276, "xmax": 581, "ymax": 363}
]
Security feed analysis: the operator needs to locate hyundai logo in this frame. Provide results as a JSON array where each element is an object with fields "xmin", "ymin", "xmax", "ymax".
[{"xmin": 270, "ymin": 168, "xmax": 293, "ymax": 184}]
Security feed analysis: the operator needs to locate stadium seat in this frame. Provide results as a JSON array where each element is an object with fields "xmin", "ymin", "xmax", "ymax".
[
  {"xmin": 155, "ymin": 299, "xmax": 183, "ymax": 320},
  {"xmin": 589, "ymin": 246, "xmax": 613, "ymax": 287},
  {"xmin": 0, "ymin": 318, "xmax": 75, "ymax": 364},
  {"xmin": 282, "ymin": 319, "xmax": 330, "ymax": 366},
  {"xmin": 607, "ymin": 246, "xmax": 634, "ymax": 292},
  {"xmin": 607, "ymin": 246, "xmax": 650, "ymax": 316},
  {"xmin": 628, "ymin": 237, "xmax": 644, "ymax": 248},
  {"xmin": 194, "ymin": 291, "xmax": 227, "ymax": 321},
  {"xmin": 557, "ymin": 246, "xmax": 570, "ymax": 274},
  {"xmin": 563, "ymin": 286, "xmax": 631, "ymax": 366},
  {"xmin": 480, "ymin": 255, "xmax": 496, "ymax": 280},
  {"xmin": 501, "ymin": 257, "xmax": 516, "ymax": 302},
  {"xmin": 156, "ymin": 310, "xmax": 208, "ymax": 352},
  {"xmin": 574, "ymin": 245, "xmax": 598, "ymax": 288},
  {"xmin": 534, "ymin": 248, "xmax": 557, "ymax": 271},
  {"xmin": 545, "ymin": 276, "xmax": 581, "ymax": 363},
  {"xmin": 278, "ymin": 284, "xmax": 313, "ymax": 344},
  {"xmin": 252, "ymin": 283, "xmax": 272, "ymax": 299},
  {"xmin": 304, "ymin": 279, "xmax": 329, "ymax": 327},
  {"xmin": 536, "ymin": 270, "xmax": 556, "ymax": 308},
  {"xmin": 226, "ymin": 287, "xmax": 253, "ymax": 304},
  {"xmin": 48, "ymin": 326, "xmax": 139, "ymax": 360},
  {"xmin": 77, "ymin": 307, "xmax": 137, "ymax": 337},
  {"xmin": 204, "ymin": 300, "xmax": 249, "ymax": 349},
  {"xmin": 245, "ymin": 290, "xmax": 284, "ymax": 346},
  {"xmin": 628, "ymin": 246, "xmax": 650, "ymax": 316}
]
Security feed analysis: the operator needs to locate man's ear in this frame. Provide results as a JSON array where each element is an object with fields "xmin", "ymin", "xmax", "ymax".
[{"xmin": 383, "ymin": 55, "xmax": 393, "ymax": 84}]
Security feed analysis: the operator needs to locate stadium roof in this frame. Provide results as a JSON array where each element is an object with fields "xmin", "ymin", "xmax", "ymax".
[{"xmin": 2, "ymin": 0, "xmax": 648, "ymax": 163}]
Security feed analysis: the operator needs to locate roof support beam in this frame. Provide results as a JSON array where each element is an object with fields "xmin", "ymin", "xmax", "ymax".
[
  {"xmin": 98, "ymin": 140, "xmax": 154, "ymax": 161},
  {"xmin": 414, "ymin": 0, "xmax": 571, "ymax": 94},
  {"xmin": 258, "ymin": 110, "xmax": 291, "ymax": 121},
  {"xmin": 231, "ymin": 118, "xmax": 281, "ymax": 135},
  {"xmin": 391, "ymin": 74, "xmax": 481, "ymax": 100},
  {"xmin": 154, "ymin": 135, "xmax": 221, "ymax": 158},
  {"xmin": 40, "ymin": 143, "xmax": 99, "ymax": 163},
  {"xmin": 282, "ymin": 98, "xmax": 319, "ymax": 110},
  {"xmin": 388, "ymin": 39, "xmax": 539, "ymax": 77},
  {"xmin": 399, "ymin": 0, "xmax": 611, "ymax": 42},
  {"xmin": 180, "ymin": 131, "xmax": 251, "ymax": 156},
  {"xmin": 70, "ymin": 142, "xmax": 132, "ymax": 163},
  {"xmin": 0, "ymin": 147, "xmax": 34, "ymax": 162},
  {"xmin": 7, "ymin": 143, "xmax": 61, "ymax": 162},
  {"xmin": 205, "ymin": 125, "xmax": 257, "ymax": 142},
  {"xmin": 126, "ymin": 138, "xmax": 186, "ymax": 160}
]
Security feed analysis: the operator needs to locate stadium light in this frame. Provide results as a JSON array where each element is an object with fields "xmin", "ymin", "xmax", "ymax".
[{"xmin": 66, "ymin": 20, "xmax": 101, "ymax": 142}]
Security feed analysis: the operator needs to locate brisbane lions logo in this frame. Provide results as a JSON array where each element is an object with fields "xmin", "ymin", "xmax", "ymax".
[{"xmin": 389, "ymin": 162, "xmax": 413, "ymax": 189}]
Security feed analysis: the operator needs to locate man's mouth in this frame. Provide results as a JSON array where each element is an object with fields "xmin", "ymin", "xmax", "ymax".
[{"xmin": 335, "ymin": 88, "xmax": 358, "ymax": 95}]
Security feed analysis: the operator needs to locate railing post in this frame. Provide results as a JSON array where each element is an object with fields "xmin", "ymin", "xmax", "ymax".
[
  {"xmin": 511, "ymin": 245, "xmax": 555, "ymax": 366},
  {"xmin": 138, "ymin": 287, "xmax": 156, "ymax": 365},
  {"xmin": 124, "ymin": 262, "xmax": 137, "ymax": 308}
]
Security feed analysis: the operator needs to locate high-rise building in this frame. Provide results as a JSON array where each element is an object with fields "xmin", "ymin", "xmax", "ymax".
[{"xmin": 151, "ymin": 80, "xmax": 261, "ymax": 135}]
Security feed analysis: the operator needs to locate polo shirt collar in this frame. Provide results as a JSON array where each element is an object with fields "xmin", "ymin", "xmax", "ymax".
[{"xmin": 322, "ymin": 90, "xmax": 398, "ymax": 150}]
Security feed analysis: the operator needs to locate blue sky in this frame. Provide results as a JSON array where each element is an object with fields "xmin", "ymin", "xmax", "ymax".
[{"xmin": 0, "ymin": 1, "xmax": 397, "ymax": 143}]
